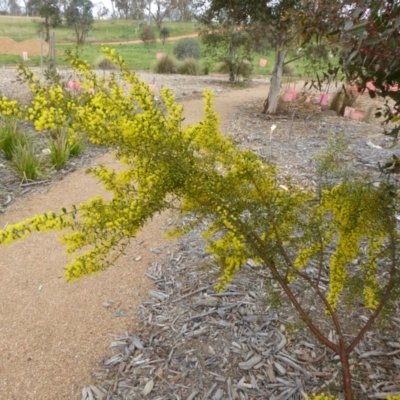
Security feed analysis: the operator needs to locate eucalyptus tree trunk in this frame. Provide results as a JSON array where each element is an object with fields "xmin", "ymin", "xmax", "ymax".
[{"xmin": 263, "ymin": 48, "xmax": 287, "ymax": 114}]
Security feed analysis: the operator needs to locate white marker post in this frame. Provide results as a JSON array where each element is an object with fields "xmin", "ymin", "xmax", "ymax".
[{"xmin": 269, "ymin": 124, "xmax": 277, "ymax": 158}]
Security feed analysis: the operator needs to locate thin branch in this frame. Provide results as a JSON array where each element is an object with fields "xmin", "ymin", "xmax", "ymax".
[{"xmin": 234, "ymin": 221, "xmax": 339, "ymax": 353}]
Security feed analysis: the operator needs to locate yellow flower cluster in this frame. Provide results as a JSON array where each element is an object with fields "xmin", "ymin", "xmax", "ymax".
[
  {"xmin": 320, "ymin": 182, "xmax": 388, "ymax": 310},
  {"xmin": 0, "ymin": 96, "xmax": 23, "ymax": 117},
  {"xmin": 0, "ymin": 210, "xmax": 72, "ymax": 245}
]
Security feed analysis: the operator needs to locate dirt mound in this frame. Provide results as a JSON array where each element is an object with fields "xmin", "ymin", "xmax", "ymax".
[{"xmin": 0, "ymin": 36, "xmax": 50, "ymax": 56}]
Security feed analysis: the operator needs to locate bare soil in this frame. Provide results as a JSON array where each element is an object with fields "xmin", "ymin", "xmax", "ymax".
[
  {"xmin": 0, "ymin": 36, "xmax": 51, "ymax": 56},
  {"xmin": 0, "ymin": 67, "xmax": 399, "ymax": 399}
]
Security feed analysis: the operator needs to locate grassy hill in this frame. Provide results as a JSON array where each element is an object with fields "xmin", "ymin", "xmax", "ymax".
[{"xmin": 0, "ymin": 15, "xmax": 196, "ymax": 43}]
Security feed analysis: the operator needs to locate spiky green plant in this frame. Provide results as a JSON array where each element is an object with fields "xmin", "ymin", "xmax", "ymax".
[
  {"xmin": 48, "ymin": 133, "xmax": 70, "ymax": 170},
  {"xmin": 0, "ymin": 117, "xmax": 28, "ymax": 160},
  {"xmin": 11, "ymin": 141, "xmax": 46, "ymax": 182}
]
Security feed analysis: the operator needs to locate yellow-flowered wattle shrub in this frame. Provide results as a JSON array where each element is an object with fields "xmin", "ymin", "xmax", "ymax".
[{"xmin": 0, "ymin": 48, "xmax": 399, "ymax": 399}]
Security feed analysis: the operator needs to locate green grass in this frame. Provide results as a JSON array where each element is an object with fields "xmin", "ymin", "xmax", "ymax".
[
  {"xmin": 0, "ymin": 15, "xmax": 196, "ymax": 43},
  {"xmin": 0, "ymin": 17, "xmax": 325, "ymax": 80},
  {"xmin": 53, "ymin": 41, "xmax": 274, "ymax": 76},
  {"xmin": 0, "ymin": 54, "xmax": 44, "ymax": 67},
  {"xmin": 0, "ymin": 15, "xmax": 336, "ymax": 80},
  {"xmin": 55, "ymin": 42, "xmax": 172, "ymax": 71}
]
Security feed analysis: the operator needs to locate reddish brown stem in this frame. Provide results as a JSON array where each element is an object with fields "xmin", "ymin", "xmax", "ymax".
[
  {"xmin": 340, "ymin": 344, "xmax": 354, "ymax": 400},
  {"xmin": 243, "ymin": 229, "xmax": 340, "ymax": 353}
]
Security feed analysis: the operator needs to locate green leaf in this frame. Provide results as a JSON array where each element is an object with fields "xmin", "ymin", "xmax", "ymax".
[
  {"xmin": 346, "ymin": 22, "xmax": 369, "ymax": 35},
  {"xmin": 347, "ymin": 50, "xmax": 359, "ymax": 63},
  {"xmin": 344, "ymin": 20, "xmax": 353, "ymax": 31}
]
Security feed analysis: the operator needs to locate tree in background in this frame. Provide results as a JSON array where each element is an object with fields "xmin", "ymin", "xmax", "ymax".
[
  {"xmin": 11, "ymin": 0, "xmax": 21, "ymax": 14},
  {"xmin": 196, "ymin": 0, "xmax": 307, "ymax": 112},
  {"xmin": 147, "ymin": 0, "xmax": 179, "ymax": 29},
  {"xmin": 197, "ymin": 1, "xmax": 256, "ymax": 83},
  {"xmin": 25, "ymin": 0, "xmax": 43, "ymax": 16},
  {"xmin": 38, "ymin": 0, "xmax": 62, "ymax": 42},
  {"xmin": 140, "ymin": 24, "xmax": 156, "ymax": 51},
  {"xmin": 94, "ymin": 2, "xmax": 109, "ymax": 19},
  {"xmin": 130, "ymin": 0, "xmax": 146, "ymax": 20},
  {"xmin": 159, "ymin": 26, "xmax": 170, "ymax": 45},
  {"xmin": 170, "ymin": 0, "xmax": 195, "ymax": 21},
  {"xmin": 65, "ymin": 0, "xmax": 94, "ymax": 44},
  {"xmin": 0, "ymin": 0, "xmax": 21, "ymax": 14},
  {"xmin": 113, "ymin": 0, "xmax": 131, "ymax": 18},
  {"xmin": 57, "ymin": 0, "xmax": 69, "ymax": 15}
]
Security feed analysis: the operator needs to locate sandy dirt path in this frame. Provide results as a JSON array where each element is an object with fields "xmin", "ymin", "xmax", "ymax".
[
  {"xmin": 94, "ymin": 32, "xmax": 200, "ymax": 46},
  {"xmin": 0, "ymin": 83, "xmax": 269, "ymax": 399}
]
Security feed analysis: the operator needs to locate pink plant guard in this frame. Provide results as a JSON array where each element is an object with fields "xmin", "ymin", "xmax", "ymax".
[
  {"xmin": 282, "ymin": 92, "xmax": 293, "ymax": 102},
  {"xmin": 344, "ymin": 107, "xmax": 355, "ymax": 117},
  {"xmin": 318, "ymin": 93, "xmax": 329, "ymax": 106}
]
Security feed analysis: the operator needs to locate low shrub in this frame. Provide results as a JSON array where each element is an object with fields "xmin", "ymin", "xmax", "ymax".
[
  {"xmin": 283, "ymin": 63, "xmax": 295, "ymax": 75},
  {"xmin": 48, "ymin": 133, "xmax": 70, "ymax": 170},
  {"xmin": 154, "ymin": 55, "xmax": 178, "ymax": 74},
  {"xmin": 11, "ymin": 140, "xmax": 46, "ymax": 182},
  {"xmin": 178, "ymin": 58, "xmax": 200, "ymax": 75},
  {"xmin": 216, "ymin": 59, "xmax": 253, "ymax": 80},
  {"xmin": 236, "ymin": 59, "xmax": 253, "ymax": 79},
  {"xmin": 0, "ymin": 117, "xmax": 28, "ymax": 160},
  {"xmin": 173, "ymin": 38, "xmax": 201, "ymax": 60}
]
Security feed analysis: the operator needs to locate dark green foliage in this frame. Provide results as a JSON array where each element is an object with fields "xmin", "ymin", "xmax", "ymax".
[
  {"xmin": 201, "ymin": 28, "xmax": 253, "ymax": 83},
  {"xmin": 173, "ymin": 38, "xmax": 201, "ymax": 60},
  {"xmin": 216, "ymin": 58, "xmax": 253, "ymax": 80},
  {"xmin": 159, "ymin": 27, "xmax": 170, "ymax": 45}
]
